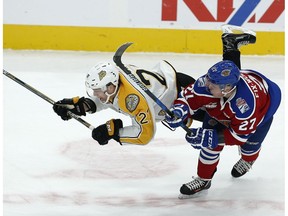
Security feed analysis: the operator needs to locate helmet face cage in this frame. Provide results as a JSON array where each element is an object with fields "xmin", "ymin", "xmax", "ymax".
[
  {"xmin": 206, "ymin": 60, "xmax": 240, "ymax": 91},
  {"xmin": 85, "ymin": 62, "xmax": 119, "ymax": 101}
]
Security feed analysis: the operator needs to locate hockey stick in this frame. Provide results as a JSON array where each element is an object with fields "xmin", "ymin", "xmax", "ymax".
[
  {"xmin": 3, "ymin": 69, "xmax": 95, "ymax": 130},
  {"xmin": 113, "ymin": 42, "xmax": 191, "ymax": 134}
]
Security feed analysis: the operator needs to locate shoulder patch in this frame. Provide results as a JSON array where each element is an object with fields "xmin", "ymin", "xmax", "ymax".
[
  {"xmin": 197, "ymin": 77, "xmax": 206, "ymax": 87},
  {"xmin": 193, "ymin": 76, "xmax": 212, "ymax": 96},
  {"xmin": 125, "ymin": 94, "xmax": 140, "ymax": 112},
  {"xmin": 236, "ymin": 97, "xmax": 250, "ymax": 114}
]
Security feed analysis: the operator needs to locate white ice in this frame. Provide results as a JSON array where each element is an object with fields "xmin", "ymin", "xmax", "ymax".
[{"xmin": 3, "ymin": 49, "xmax": 285, "ymax": 216}]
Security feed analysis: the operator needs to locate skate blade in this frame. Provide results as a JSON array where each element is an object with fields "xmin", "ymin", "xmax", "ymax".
[
  {"xmin": 178, "ymin": 190, "xmax": 208, "ymax": 199},
  {"xmin": 221, "ymin": 24, "xmax": 256, "ymax": 36}
]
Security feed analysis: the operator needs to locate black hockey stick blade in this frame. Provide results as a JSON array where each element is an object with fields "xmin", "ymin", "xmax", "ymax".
[{"xmin": 113, "ymin": 42, "xmax": 133, "ymax": 68}]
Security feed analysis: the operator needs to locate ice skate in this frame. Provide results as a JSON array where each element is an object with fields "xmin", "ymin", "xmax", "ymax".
[
  {"xmin": 231, "ymin": 158, "xmax": 255, "ymax": 178},
  {"xmin": 221, "ymin": 24, "xmax": 256, "ymax": 52},
  {"xmin": 178, "ymin": 176, "xmax": 211, "ymax": 199}
]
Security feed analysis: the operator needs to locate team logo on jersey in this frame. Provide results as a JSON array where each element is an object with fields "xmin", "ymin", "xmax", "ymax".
[
  {"xmin": 98, "ymin": 70, "xmax": 106, "ymax": 81},
  {"xmin": 236, "ymin": 97, "xmax": 250, "ymax": 114},
  {"xmin": 125, "ymin": 94, "xmax": 139, "ymax": 112}
]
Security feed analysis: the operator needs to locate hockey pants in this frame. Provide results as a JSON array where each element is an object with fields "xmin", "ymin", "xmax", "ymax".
[{"xmin": 197, "ymin": 116, "xmax": 273, "ymax": 179}]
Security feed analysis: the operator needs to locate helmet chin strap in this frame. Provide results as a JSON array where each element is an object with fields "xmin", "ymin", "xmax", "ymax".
[
  {"xmin": 102, "ymin": 84, "xmax": 119, "ymax": 104},
  {"xmin": 221, "ymin": 86, "xmax": 236, "ymax": 97}
]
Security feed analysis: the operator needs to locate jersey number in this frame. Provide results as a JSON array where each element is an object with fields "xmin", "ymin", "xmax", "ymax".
[
  {"xmin": 239, "ymin": 118, "xmax": 256, "ymax": 131},
  {"xmin": 138, "ymin": 112, "xmax": 149, "ymax": 124}
]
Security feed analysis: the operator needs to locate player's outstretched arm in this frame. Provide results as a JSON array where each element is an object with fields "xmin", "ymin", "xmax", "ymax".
[{"xmin": 53, "ymin": 97, "xmax": 96, "ymax": 120}]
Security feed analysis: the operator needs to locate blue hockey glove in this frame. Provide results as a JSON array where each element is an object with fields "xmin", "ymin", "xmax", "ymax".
[
  {"xmin": 185, "ymin": 128, "xmax": 218, "ymax": 150},
  {"xmin": 164, "ymin": 103, "xmax": 189, "ymax": 129}
]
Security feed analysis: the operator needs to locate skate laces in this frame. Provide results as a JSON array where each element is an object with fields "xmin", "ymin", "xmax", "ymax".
[
  {"xmin": 234, "ymin": 159, "xmax": 254, "ymax": 174},
  {"xmin": 237, "ymin": 40, "xmax": 250, "ymax": 48},
  {"xmin": 185, "ymin": 177, "xmax": 209, "ymax": 190}
]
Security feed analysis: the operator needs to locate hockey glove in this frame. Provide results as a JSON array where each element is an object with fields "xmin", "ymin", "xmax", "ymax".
[
  {"xmin": 53, "ymin": 96, "xmax": 96, "ymax": 120},
  {"xmin": 92, "ymin": 119, "xmax": 123, "ymax": 145},
  {"xmin": 164, "ymin": 104, "xmax": 189, "ymax": 129},
  {"xmin": 185, "ymin": 128, "xmax": 218, "ymax": 150}
]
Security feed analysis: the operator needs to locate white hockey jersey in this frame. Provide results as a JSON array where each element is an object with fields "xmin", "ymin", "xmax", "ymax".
[{"xmin": 90, "ymin": 61, "xmax": 178, "ymax": 145}]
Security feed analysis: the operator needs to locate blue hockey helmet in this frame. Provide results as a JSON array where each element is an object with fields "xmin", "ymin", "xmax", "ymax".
[{"xmin": 206, "ymin": 60, "xmax": 240, "ymax": 90}]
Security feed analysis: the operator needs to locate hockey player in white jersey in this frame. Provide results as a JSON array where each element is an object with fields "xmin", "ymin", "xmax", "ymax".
[{"xmin": 53, "ymin": 60, "xmax": 195, "ymax": 145}]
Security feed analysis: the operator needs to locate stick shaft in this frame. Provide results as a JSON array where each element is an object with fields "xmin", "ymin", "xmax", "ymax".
[
  {"xmin": 3, "ymin": 69, "xmax": 94, "ymax": 130},
  {"xmin": 113, "ymin": 43, "xmax": 191, "ymax": 134}
]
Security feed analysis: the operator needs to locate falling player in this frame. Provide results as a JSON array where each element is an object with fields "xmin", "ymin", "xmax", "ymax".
[{"xmin": 53, "ymin": 59, "xmax": 195, "ymax": 145}]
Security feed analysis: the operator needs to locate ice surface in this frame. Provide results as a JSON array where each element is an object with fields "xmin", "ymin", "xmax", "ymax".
[{"xmin": 3, "ymin": 49, "xmax": 285, "ymax": 216}]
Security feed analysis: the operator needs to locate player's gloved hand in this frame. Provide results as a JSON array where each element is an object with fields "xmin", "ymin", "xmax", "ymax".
[
  {"xmin": 185, "ymin": 128, "xmax": 218, "ymax": 150},
  {"xmin": 92, "ymin": 119, "xmax": 123, "ymax": 145},
  {"xmin": 53, "ymin": 96, "xmax": 95, "ymax": 121},
  {"xmin": 164, "ymin": 103, "xmax": 189, "ymax": 128}
]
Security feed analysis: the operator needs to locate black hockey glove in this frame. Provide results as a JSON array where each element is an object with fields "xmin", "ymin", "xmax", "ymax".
[
  {"xmin": 92, "ymin": 119, "xmax": 123, "ymax": 145},
  {"xmin": 53, "ymin": 96, "xmax": 96, "ymax": 120}
]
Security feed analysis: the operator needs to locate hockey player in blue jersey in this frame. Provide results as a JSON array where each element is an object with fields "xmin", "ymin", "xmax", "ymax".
[{"xmin": 165, "ymin": 25, "xmax": 282, "ymax": 199}]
